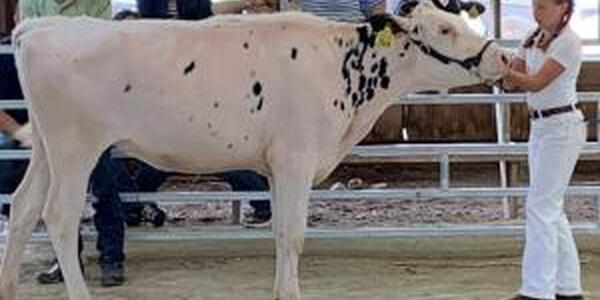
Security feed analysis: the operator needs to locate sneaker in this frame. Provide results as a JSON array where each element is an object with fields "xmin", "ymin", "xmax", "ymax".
[
  {"xmin": 243, "ymin": 213, "xmax": 272, "ymax": 228},
  {"xmin": 36, "ymin": 260, "xmax": 64, "ymax": 284},
  {"xmin": 140, "ymin": 203, "xmax": 166, "ymax": 227},
  {"xmin": 100, "ymin": 264, "xmax": 125, "ymax": 287},
  {"xmin": 556, "ymin": 295, "xmax": 584, "ymax": 300},
  {"xmin": 509, "ymin": 295, "xmax": 549, "ymax": 300},
  {"xmin": 36, "ymin": 258, "xmax": 85, "ymax": 285}
]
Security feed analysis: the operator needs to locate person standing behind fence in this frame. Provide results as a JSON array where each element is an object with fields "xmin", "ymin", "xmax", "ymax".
[
  {"xmin": 503, "ymin": 0, "xmax": 586, "ymax": 299},
  {"xmin": 137, "ymin": 0, "xmax": 213, "ymax": 19},
  {"xmin": 296, "ymin": 0, "xmax": 385, "ymax": 22}
]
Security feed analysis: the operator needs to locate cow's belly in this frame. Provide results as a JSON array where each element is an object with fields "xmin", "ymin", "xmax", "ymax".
[{"xmin": 115, "ymin": 135, "xmax": 269, "ymax": 176}]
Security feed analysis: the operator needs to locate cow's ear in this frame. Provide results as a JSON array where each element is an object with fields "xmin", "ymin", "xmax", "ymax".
[
  {"xmin": 368, "ymin": 13, "xmax": 412, "ymax": 35},
  {"xmin": 460, "ymin": 1, "xmax": 486, "ymax": 17}
]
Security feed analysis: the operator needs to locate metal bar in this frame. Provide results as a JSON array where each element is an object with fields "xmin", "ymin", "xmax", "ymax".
[
  {"xmin": 8, "ymin": 223, "xmax": 600, "ymax": 244},
  {"xmin": 4, "ymin": 186, "xmax": 600, "ymax": 205},
  {"xmin": 279, "ymin": 0, "xmax": 289, "ymax": 11},
  {"xmin": 3, "ymin": 93, "xmax": 600, "ymax": 109},
  {"xmin": 5, "ymin": 143, "xmax": 600, "ymax": 161},
  {"xmin": 440, "ymin": 153, "xmax": 449, "ymax": 190}
]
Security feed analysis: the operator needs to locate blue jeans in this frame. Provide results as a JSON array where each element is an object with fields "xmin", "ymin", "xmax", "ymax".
[
  {"xmin": 137, "ymin": 0, "xmax": 213, "ymax": 20},
  {"xmin": 0, "ymin": 134, "xmax": 28, "ymax": 196},
  {"xmin": 88, "ymin": 149, "xmax": 168, "ymax": 269},
  {"xmin": 221, "ymin": 171, "xmax": 271, "ymax": 218},
  {"xmin": 88, "ymin": 158, "xmax": 270, "ymax": 267}
]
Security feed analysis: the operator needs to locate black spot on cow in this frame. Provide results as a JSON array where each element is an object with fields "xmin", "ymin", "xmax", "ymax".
[
  {"xmin": 227, "ymin": 143, "xmax": 234, "ymax": 149},
  {"xmin": 243, "ymin": 42, "xmax": 249, "ymax": 49},
  {"xmin": 404, "ymin": 42, "xmax": 411, "ymax": 51},
  {"xmin": 356, "ymin": 26, "xmax": 376, "ymax": 49},
  {"xmin": 381, "ymin": 76, "xmax": 391, "ymax": 89},
  {"xmin": 207, "ymin": 122, "xmax": 212, "ymax": 129},
  {"xmin": 340, "ymin": 102, "xmax": 346, "ymax": 111},
  {"xmin": 372, "ymin": 53, "xmax": 377, "ymax": 59},
  {"xmin": 253, "ymin": 82, "xmax": 262, "ymax": 96},
  {"xmin": 370, "ymin": 63, "xmax": 379, "ymax": 74},
  {"xmin": 257, "ymin": 97, "xmax": 264, "ymax": 111},
  {"xmin": 373, "ymin": 77, "xmax": 379, "ymax": 87},
  {"xmin": 213, "ymin": 102, "xmax": 219, "ymax": 109},
  {"xmin": 351, "ymin": 92, "xmax": 359, "ymax": 106},
  {"xmin": 378, "ymin": 58, "xmax": 388, "ymax": 78},
  {"xmin": 183, "ymin": 61, "xmax": 195, "ymax": 75},
  {"xmin": 291, "ymin": 48, "xmax": 298, "ymax": 60},
  {"xmin": 366, "ymin": 88, "xmax": 375, "ymax": 100},
  {"xmin": 358, "ymin": 75, "xmax": 367, "ymax": 91},
  {"xmin": 337, "ymin": 38, "xmax": 343, "ymax": 48},
  {"xmin": 123, "ymin": 84, "xmax": 132, "ymax": 93},
  {"xmin": 333, "ymin": 99, "xmax": 339, "ymax": 107},
  {"xmin": 243, "ymin": 135, "xmax": 249, "ymax": 142},
  {"xmin": 399, "ymin": 52, "xmax": 405, "ymax": 58}
]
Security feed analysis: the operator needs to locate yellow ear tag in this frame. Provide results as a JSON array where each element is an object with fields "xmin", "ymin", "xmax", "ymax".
[
  {"xmin": 375, "ymin": 25, "xmax": 395, "ymax": 49},
  {"xmin": 468, "ymin": 6, "xmax": 480, "ymax": 18}
]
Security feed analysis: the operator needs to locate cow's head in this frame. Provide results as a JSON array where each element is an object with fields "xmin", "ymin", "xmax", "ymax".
[{"xmin": 372, "ymin": 2, "xmax": 509, "ymax": 91}]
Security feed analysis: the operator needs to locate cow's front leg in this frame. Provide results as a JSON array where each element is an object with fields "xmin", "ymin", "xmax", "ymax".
[
  {"xmin": 269, "ymin": 154, "xmax": 316, "ymax": 300},
  {"xmin": 0, "ymin": 129, "xmax": 50, "ymax": 300}
]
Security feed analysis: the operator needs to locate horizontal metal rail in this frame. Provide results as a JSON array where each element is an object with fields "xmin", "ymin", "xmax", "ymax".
[
  {"xmin": 2, "ymin": 185, "xmax": 600, "ymax": 204},
  {"xmin": 6, "ymin": 223, "xmax": 598, "ymax": 244},
  {"xmin": 3, "ymin": 92, "xmax": 600, "ymax": 109}
]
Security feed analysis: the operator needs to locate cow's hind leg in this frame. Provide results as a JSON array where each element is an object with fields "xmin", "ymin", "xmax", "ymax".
[
  {"xmin": 42, "ymin": 141, "xmax": 106, "ymax": 300},
  {"xmin": 270, "ymin": 153, "xmax": 316, "ymax": 300},
  {"xmin": 0, "ymin": 123, "xmax": 50, "ymax": 300}
]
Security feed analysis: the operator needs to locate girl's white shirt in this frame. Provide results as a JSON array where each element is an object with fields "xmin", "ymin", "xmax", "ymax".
[{"xmin": 517, "ymin": 26, "xmax": 583, "ymax": 110}]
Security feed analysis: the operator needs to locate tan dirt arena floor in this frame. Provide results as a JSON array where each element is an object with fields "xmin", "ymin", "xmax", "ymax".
[{"xmin": 8, "ymin": 236, "xmax": 600, "ymax": 300}]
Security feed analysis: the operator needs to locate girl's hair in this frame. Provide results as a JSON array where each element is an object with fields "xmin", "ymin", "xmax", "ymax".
[{"xmin": 523, "ymin": 0, "xmax": 574, "ymax": 51}]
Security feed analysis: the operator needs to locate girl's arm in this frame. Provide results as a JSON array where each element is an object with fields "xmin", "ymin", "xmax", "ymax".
[{"xmin": 504, "ymin": 58, "xmax": 565, "ymax": 93}]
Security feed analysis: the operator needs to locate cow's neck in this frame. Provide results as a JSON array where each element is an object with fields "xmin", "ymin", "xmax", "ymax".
[{"xmin": 335, "ymin": 24, "xmax": 415, "ymax": 151}]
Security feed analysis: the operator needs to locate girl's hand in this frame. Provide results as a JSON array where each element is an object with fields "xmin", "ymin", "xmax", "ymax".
[{"xmin": 501, "ymin": 70, "xmax": 517, "ymax": 91}]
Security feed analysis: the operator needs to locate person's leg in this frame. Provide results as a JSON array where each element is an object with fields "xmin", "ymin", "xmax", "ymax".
[
  {"xmin": 221, "ymin": 170, "xmax": 271, "ymax": 224},
  {"xmin": 555, "ymin": 120, "xmax": 587, "ymax": 298},
  {"xmin": 137, "ymin": 0, "xmax": 169, "ymax": 18},
  {"xmin": 0, "ymin": 134, "xmax": 28, "ymax": 217},
  {"xmin": 520, "ymin": 117, "xmax": 586, "ymax": 299},
  {"xmin": 89, "ymin": 149, "xmax": 127, "ymax": 287},
  {"xmin": 122, "ymin": 160, "xmax": 169, "ymax": 227},
  {"xmin": 176, "ymin": 0, "xmax": 213, "ymax": 20}
]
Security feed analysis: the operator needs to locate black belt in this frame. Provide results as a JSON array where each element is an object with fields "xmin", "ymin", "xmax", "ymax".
[{"xmin": 529, "ymin": 103, "xmax": 581, "ymax": 120}]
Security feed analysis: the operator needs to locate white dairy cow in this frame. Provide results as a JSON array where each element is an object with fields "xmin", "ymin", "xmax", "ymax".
[{"xmin": 1, "ymin": 3, "xmax": 508, "ymax": 300}]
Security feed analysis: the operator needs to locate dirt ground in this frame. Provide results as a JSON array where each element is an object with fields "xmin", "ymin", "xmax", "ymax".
[{"xmin": 11, "ymin": 238, "xmax": 600, "ymax": 300}]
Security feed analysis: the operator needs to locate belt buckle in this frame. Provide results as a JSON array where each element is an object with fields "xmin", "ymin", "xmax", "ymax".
[{"xmin": 529, "ymin": 109, "xmax": 540, "ymax": 119}]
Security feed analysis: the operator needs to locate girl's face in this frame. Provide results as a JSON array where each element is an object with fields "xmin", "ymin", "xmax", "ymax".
[{"xmin": 532, "ymin": 0, "xmax": 569, "ymax": 31}]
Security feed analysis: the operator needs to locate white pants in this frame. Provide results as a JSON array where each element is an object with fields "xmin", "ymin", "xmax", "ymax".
[{"xmin": 520, "ymin": 110, "xmax": 586, "ymax": 299}]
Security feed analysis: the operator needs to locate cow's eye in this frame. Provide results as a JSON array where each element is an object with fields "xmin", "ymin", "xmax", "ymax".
[{"xmin": 439, "ymin": 25, "xmax": 453, "ymax": 36}]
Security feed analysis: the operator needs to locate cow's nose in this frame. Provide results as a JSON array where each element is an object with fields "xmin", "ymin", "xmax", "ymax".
[{"xmin": 500, "ymin": 54, "xmax": 509, "ymax": 65}]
